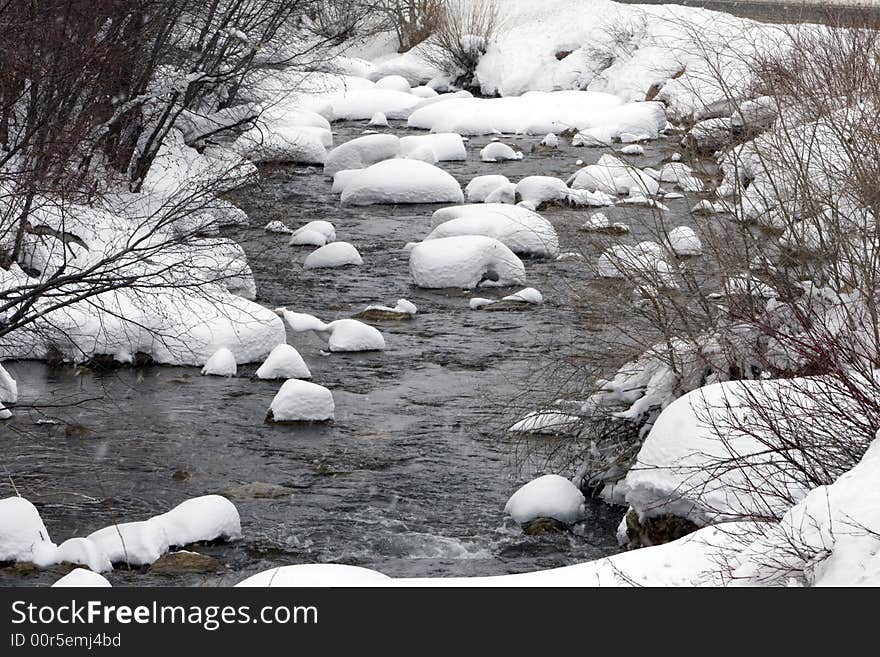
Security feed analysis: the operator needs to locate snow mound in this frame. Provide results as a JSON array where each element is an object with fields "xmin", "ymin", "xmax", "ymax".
[
  {"xmin": 504, "ymin": 475, "xmax": 585, "ymax": 525},
  {"xmin": 503, "ymin": 287, "xmax": 544, "ymax": 304},
  {"xmin": 52, "ymin": 568, "xmax": 112, "ymax": 588},
  {"xmin": 234, "ymin": 124, "xmax": 330, "ymax": 164},
  {"xmin": 400, "ymin": 133, "xmax": 466, "ymax": 162},
  {"xmin": 0, "ymin": 497, "xmax": 51, "ymax": 562},
  {"xmin": 570, "ymin": 154, "xmax": 660, "ymax": 196},
  {"xmin": 368, "ymin": 112, "xmax": 388, "ymax": 127},
  {"xmin": 339, "ymin": 159, "xmax": 463, "ymax": 206},
  {"xmin": 485, "ymin": 183, "xmax": 516, "ymax": 204},
  {"xmin": 303, "ymin": 242, "xmax": 363, "ymax": 269},
  {"xmin": 33, "ymin": 537, "xmax": 113, "ymax": 573},
  {"xmin": 480, "ymin": 142, "xmax": 522, "ymax": 162},
  {"xmin": 151, "ymin": 495, "xmax": 242, "ymax": 547},
  {"xmin": 331, "ymin": 89, "xmax": 421, "ymax": 121},
  {"xmin": 87, "ymin": 521, "xmax": 170, "ymax": 567},
  {"xmin": 201, "ymin": 347, "xmax": 237, "ymax": 376},
  {"xmin": 668, "ymin": 226, "xmax": 702, "ymax": 256},
  {"xmin": 409, "ymin": 236, "xmax": 526, "ymax": 289},
  {"xmin": 361, "ymin": 299, "xmax": 418, "ymax": 316},
  {"xmin": 236, "ymin": 564, "xmax": 390, "ymax": 587},
  {"xmin": 256, "ymin": 344, "xmax": 311, "ymax": 380},
  {"xmin": 426, "ymin": 208, "xmax": 559, "ymax": 259},
  {"xmin": 659, "ymin": 162, "xmax": 704, "ymax": 192},
  {"xmin": 276, "ymin": 309, "xmax": 386, "ymax": 352},
  {"xmin": 514, "ymin": 176, "xmax": 571, "ymax": 209},
  {"xmin": 541, "ymin": 133, "xmax": 559, "ymax": 148},
  {"xmin": 264, "ymin": 220, "xmax": 293, "ymax": 234},
  {"xmin": 324, "ymin": 134, "xmax": 400, "ymax": 177},
  {"xmin": 466, "ymin": 175, "xmax": 511, "ymax": 202},
  {"xmin": 508, "ymin": 410, "xmax": 580, "ymax": 435},
  {"xmin": 268, "ymin": 379, "xmax": 335, "ymax": 422},
  {"xmin": 289, "ymin": 220, "xmax": 336, "ymax": 247},
  {"xmin": 374, "ymin": 74, "xmax": 412, "ymax": 93}
]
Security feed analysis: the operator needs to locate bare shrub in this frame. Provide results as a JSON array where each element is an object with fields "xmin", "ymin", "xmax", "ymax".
[{"xmin": 420, "ymin": 0, "xmax": 500, "ymax": 88}]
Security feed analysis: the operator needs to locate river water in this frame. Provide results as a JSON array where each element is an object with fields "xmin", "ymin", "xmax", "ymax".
[{"xmin": 1, "ymin": 121, "xmax": 714, "ymax": 586}]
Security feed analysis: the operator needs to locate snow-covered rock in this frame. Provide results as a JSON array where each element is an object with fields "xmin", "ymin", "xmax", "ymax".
[
  {"xmin": 374, "ymin": 75, "xmax": 411, "ymax": 93},
  {"xmin": 570, "ymin": 154, "xmax": 660, "ymax": 196},
  {"xmin": 32, "ymin": 537, "xmax": 112, "ymax": 573},
  {"xmin": 504, "ymin": 475, "xmax": 586, "ymax": 525},
  {"xmin": 480, "ymin": 142, "xmax": 523, "ymax": 162},
  {"xmin": 256, "ymin": 344, "xmax": 311, "ymax": 380},
  {"xmin": 268, "ymin": 379, "xmax": 335, "ymax": 422},
  {"xmin": 331, "ymin": 88, "xmax": 421, "ymax": 121},
  {"xmin": 324, "ymin": 134, "xmax": 400, "ymax": 177},
  {"xmin": 87, "ymin": 521, "xmax": 170, "ymax": 567},
  {"xmin": 234, "ymin": 124, "xmax": 330, "ymax": 164},
  {"xmin": 237, "ymin": 564, "xmax": 390, "ymax": 587},
  {"xmin": 265, "ymin": 220, "xmax": 293, "ymax": 234},
  {"xmin": 400, "ymin": 133, "xmax": 466, "ymax": 162},
  {"xmin": 508, "ymin": 410, "xmax": 580, "ymax": 435},
  {"xmin": 201, "ymin": 347, "xmax": 237, "ymax": 376},
  {"xmin": 409, "ymin": 236, "xmax": 526, "ymax": 289},
  {"xmin": 339, "ymin": 159, "xmax": 463, "ymax": 206},
  {"xmin": 503, "ymin": 287, "xmax": 544, "ymax": 304},
  {"xmin": 151, "ymin": 495, "xmax": 242, "ymax": 547},
  {"xmin": 668, "ymin": 226, "xmax": 702, "ymax": 256},
  {"xmin": 0, "ymin": 363, "xmax": 18, "ymax": 420},
  {"xmin": 303, "ymin": 242, "xmax": 363, "ymax": 269},
  {"xmin": 0, "ymin": 497, "xmax": 51, "ymax": 562},
  {"xmin": 514, "ymin": 176, "xmax": 572, "ymax": 209},
  {"xmin": 540, "ymin": 133, "xmax": 559, "ymax": 148},
  {"xmin": 289, "ymin": 220, "xmax": 336, "ymax": 247},
  {"xmin": 276, "ymin": 309, "xmax": 386, "ymax": 352},
  {"xmin": 368, "ymin": 112, "xmax": 389, "ymax": 127},
  {"xmin": 659, "ymin": 162, "xmax": 704, "ymax": 192},
  {"xmin": 466, "ymin": 175, "xmax": 511, "ymax": 202},
  {"xmin": 52, "ymin": 568, "xmax": 112, "ymax": 587},
  {"xmin": 426, "ymin": 207, "xmax": 559, "ymax": 259}
]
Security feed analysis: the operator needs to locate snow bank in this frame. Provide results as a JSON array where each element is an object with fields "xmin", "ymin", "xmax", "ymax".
[
  {"xmin": 256, "ymin": 344, "xmax": 311, "ymax": 380},
  {"xmin": 234, "ymin": 123, "xmax": 330, "ymax": 164},
  {"xmin": 303, "ymin": 242, "xmax": 363, "ymax": 269},
  {"xmin": 331, "ymin": 88, "xmax": 421, "ymax": 121},
  {"xmin": 151, "ymin": 495, "xmax": 242, "ymax": 547},
  {"xmin": 201, "ymin": 347, "xmax": 237, "ymax": 376},
  {"xmin": 324, "ymin": 134, "xmax": 400, "ymax": 177},
  {"xmin": 504, "ymin": 475, "xmax": 585, "ymax": 524},
  {"xmin": 268, "ymin": 379, "xmax": 335, "ymax": 422},
  {"xmin": 409, "ymin": 236, "xmax": 527, "ymax": 289},
  {"xmin": 425, "ymin": 207, "xmax": 559, "ymax": 259},
  {"xmin": 289, "ymin": 220, "xmax": 336, "ymax": 247},
  {"xmin": 0, "ymin": 497, "xmax": 51, "ymax": 562},
  {"xmin": 339, "ymin": 159, "xmax": 463, "ymax": 206}
]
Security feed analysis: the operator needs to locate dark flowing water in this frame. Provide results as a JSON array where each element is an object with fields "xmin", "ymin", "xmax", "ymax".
[{"xmin": 1, "ymin": 120, "xmax": 716, "ymax": 586}]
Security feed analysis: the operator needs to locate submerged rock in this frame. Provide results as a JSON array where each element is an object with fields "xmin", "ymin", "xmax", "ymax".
[
  {"xmin": 221, "ymin": 482, "xmax": 296, "ymax": 500},
  {"xmin": 149, "ymin": 550, "xmax": 222, "ymax": 575},
  {"xmin": 523, "ymin": 517, "xmax": 570, "ymax": 536}
]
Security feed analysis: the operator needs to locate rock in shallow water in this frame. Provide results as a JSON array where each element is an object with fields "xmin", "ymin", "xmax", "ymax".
[{"xmin": 149, "ymin": 550, "xmax": 222, "ymax": 574}]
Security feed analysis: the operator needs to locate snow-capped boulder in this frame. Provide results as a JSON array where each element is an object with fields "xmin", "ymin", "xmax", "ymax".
[
  {"xmin": 256, "ymin": 344, "xmax": 311, "ymax": 380},
  {"xmin": 151, "ymin": 495, "xmax": 242, "ymax": 547},
  {"xmin": 52, "ymin": 568, "xmax": 112, "ymax": 587},
  {"xmin": 411, "ymin": 85, "xmax": 438, "ymax": 98},
  {"xmin": 485, "ymin": 183, "xmax": 516, "ymax": 204},
  {"xmin": 323, "ymin": 134, "xmax": 400, "ymax": 177},
  {"xmin": 87, "ymin": 521, "xmax": 170, "ymax": 566},
  {"xmin": 503, "ymin": 287, "xmax": 543, "ymax": 304},
  {"xmin": 515, "ymin": 176, "xmax": 572, "ymax": 209},
  {"xmin": 466, "ymin": 175, "xmax": 510, "ymax": 202},
  {"xmin": 201, "ymin": 347, "xmax": 237, "ymax": 376},
  {"xmin": 480, "ymin": 142, "xmax": 523, "ymax": 162},
  {"xmin": 504, "ymin": 475, "xmax": 586, "ymax": 525},
  {"xmin": 620, "ymin": 144, "xmax": 644, "ymax": 155},
  {"xmin": 508, "ymin": 410, "xmax": 580, "ymax": 435},
  {"xmin": 275, "ymin": 309, "xmax": 386, "ymax": 352},
  {"xmin": 355, "ymin": 299, "xmax": 418, "ymax": 320},
  {"xmin": 368, "ymin": 112, "xmax": 389, "ymax": 127},
  {"xmin": 0, "ymin": 497, "xmax": 51, "ymax": 562},
  {"xmin": 409, "ymin": 235, "xmax": 526, "ymax": 289},
  {"xmin": 400, "ymin": 133, "xmax": 466, "ymax": 162},
  {"xmin": 668, "ymin": 226, "xmax": 702, "ymax": 256},
  {"xmin": 570, "ymin": 154, "xmax": 660, "ymax": 196},
  {"xmin": 540, "ymin": 133, "xmax": 559, "ymax": 148},
  {"xmin": 32, "ymin": 537, "xmax": 112, "ymax": 573},
  {"xmin": 303, "ymin": 242, "xmax": 363, "ymax": 269},
  {"xmin": 265, "ymin": 220, "xmax": 293, "ymax": 234},
  {"xmin": 374, "ymin": 75, "xmax": 411, "ymax": 93},
  {"xmin": 0, "ymin": 363, "xmax": 18, "ymax": 420},
  {"xmin": 268, "ymin": 379, "xmax": 335, "ymax": 422},
  {"xmin": 289, "ymin": 220, "xmax": 336, "ymax": 247},
  {"xmin": 597, "ymin": 241, "xmax": 676, "ymax": 288},
  {"xmin": 339, "ymin": 159, "xmax": 463, "ymax": 206},
  {"xmin": 236, "ymin": 564, "xmax": 390, "ymax": 587},
  {"xmin": 426, "ymin": 205, "xmax": 559, "ymax": 258}
]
